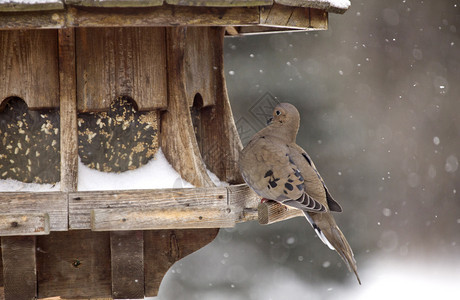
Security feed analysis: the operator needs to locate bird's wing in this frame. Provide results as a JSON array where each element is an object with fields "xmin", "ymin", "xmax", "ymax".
[
  {"xmin": 240, "ymin": 136, "xmax": 326, "ymax": 213},
  {"xmin": 287, "ymin": 144, "xmax": 342, "ymax": 212}
]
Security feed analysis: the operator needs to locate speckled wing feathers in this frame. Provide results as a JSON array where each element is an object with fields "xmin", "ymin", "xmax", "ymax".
[{"xmin": 240, "ymin": 136, "xmax": 326, "ymax": 213}]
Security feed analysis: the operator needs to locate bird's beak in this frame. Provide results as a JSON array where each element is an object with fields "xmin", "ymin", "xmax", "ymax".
[{"xmin": 266, "ymin": 117, "xmax": 273, "ymax": 125}]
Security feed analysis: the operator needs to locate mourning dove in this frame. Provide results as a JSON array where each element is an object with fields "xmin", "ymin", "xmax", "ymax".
[{"xmin": 239, "ymin": 103, "xmax": 360, "ymax": 284}]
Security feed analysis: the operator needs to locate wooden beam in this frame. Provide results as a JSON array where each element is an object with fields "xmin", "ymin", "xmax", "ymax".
[
  {"xmin": 91, "ymin": 207, "xmax": 235, "ymax": 231},
  {"xmin": 1, "ymin": 236, "xmax": 37, "ymax": 300},
  {"xmin": 309, "ymin": 8, "xmax": 328, "ymax": 29},
  {"xmin": 0, "ymin": 243, "xmax": 3, "ymax": 291},
  {"xmin": 110, "ymin": 231, "xmax": 144, "ymax": 299},
  {"xmin": 257, "ymin": 200, "xmax": 304, "ymax": 225},
  {"xmin": 0, "ymin": 6, "xmax": 259, "ymax": 29},
  {"xmin": 69, "ymin": 187, "xmax": 228, "ymax": 229},
  {"xmin": 59, "ymin": 28, "xmax": 78, "ymax": 193},
  {"xmin": 0, "ymin": 192, "xmax": 67, "ymax": 232},
  {"xmin": 0, "ymin": 213, "xmax": 50, "ymax": 236}
]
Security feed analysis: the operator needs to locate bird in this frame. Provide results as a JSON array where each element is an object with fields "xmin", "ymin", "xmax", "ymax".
[{"xmin": 239, "ymin": 102, "xmax": 361, "ymax": 284}]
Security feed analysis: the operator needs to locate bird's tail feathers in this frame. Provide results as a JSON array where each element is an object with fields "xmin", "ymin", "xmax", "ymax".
[
  {"xmin": 304, "ymin": 211, "xmax": 361, "ymax": 285},
  {"xmin": 303, "ymin": 211, "xmax": 334, "ymax": 250}
]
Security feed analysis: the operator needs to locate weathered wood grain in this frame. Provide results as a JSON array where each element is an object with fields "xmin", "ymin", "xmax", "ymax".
[
  {"xmin": 258, "ymin": 200, "xmax": 303, "ymax": 225},
  {"xmin": 69, "ymin": 187, "xmax": 228, "ymax": 229},
  {"xmin": 274, "ymin": 0, "xmax": 348, "ymax": 14},
  {"xmin": 184, "ymin": 27, "xmax": 217, "ymax": 107},
  {"xmin": 1, "ymin": 236, "xmax": 36, "ymax": 300},
  {"xmin": 92, "ymin": 207, "xmax": 235, "ymax": 231},
  {"xmin": 59, "ymin": 28, "xmax": 78, "ymax": 192},
  {"xmin": 228, "ymin": 183, "xmax": 260, "ymax": 222},
  {"xmin": 161, "ymin": 27, "xmax": 215, "ymax": 187},
  {"xmin": 69, "ymin": 6, "xmax": 258, "ymax": 26},
  {"xmin": 66, "ymin": 0, "xmax": 163, "ymax": 7},
  {"xmin": 76, "ymin": 27, "xmax": 167, "ymax": 112},
  {"xmin": 166, "ymin": 0, "xmax": 271, "ymax": 7},
  {"xmin": 0, "ymin": 244, "xmax": 3, "ymax": 289},
  {"xmin": 260, "ymin": 3, "xmax": 310, "ymax": 28},
  {"xmin": 197, "ymin": 27, "xmax": 245, "ymax": 185},
  {"xmin": 0, "ymin": 0, "xmax": 63, "ymax": 12},
  {"xmin": 0, "ymin": 193, "xmax": 67, "ymax": 232},
  {"xmin": 37, "ymin": 231, "xmax": 111, "ymax": 299},
  {"xmin": 0, "ymin": 30, "xmax": 59, "ymax": 109},
  {"xmin": 0, "ymin": 213, "xmax": 50, "ymax": 236},
  {"xmin": 144, "ymin": 228, "xmax": 218, "ymax": 297},
  {"xmin": 110, "ymin": 231, "xmax": 144, "ymax": 299},
  {"xmin": 309, "ymin": 8, "xmax": 328, "ymax": 29}
]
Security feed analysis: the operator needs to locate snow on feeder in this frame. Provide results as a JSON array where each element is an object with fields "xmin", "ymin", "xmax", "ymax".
[{"xmin": 0, "ymin": 0, "xmax": 350, "ymax": 299}]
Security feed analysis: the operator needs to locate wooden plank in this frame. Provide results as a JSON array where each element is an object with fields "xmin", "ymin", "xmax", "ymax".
[
  {"xmin": 66, "ymin": 0, "xmax": 163, "ymax": 7},
  {"xmin": 184, "ymin": 27, "xmax": 218, "ymax": 107},
  {"xmin": 0, "ymin": 192, "xmax": 67, "ymax": 231},
  {"xmin": 0, "ymin": 30, "xmax": 59, "ymax": 109},
  {"xmin": 0, "ymin": 11, "xmax": 66, "ymax": 29},
  {"xmin": 68, "ymin": 6, "xmax": 258, "ymax": 27},
  {"xmin": 59, "ymin": 28, "xmax": 79, "ymax": 192},
  {"xmin": 37, "ymin": 231, "xmax": 111, "ymax": 299},
  {"xmin": 0, "ymin": 0, "xmax": 64, "ymax": 12},
  {"xmin": 76, "ymin": 27, "xmax": 167, "ymax": 112},
  {"xmin": 260, "ymin": 3, "xmax": 310, "ymax": 28},
  {"xmin": 257, "ymin": 200, "xmax": 303, "ymax": 225},
  {"xmin": 1, "ymin": 236, "xmax": 36, "ymax": 300},
  {"xmin": 274, "ymin": 0, "xmax": 348, "ymax": 14},
  {"xmin": 144, "ymin": 228, "xmax": 218, "ymax": 297},
  {"xmin": 92, "ymin": 207, "xmax": 235, "ymax": 231},
  {"xmin": 198, "ymin": 27, "xmax": 244, "ymax": 184},
  {"xmin": 0, "ymin": 243, "xmax": 3, "ymax": 289},
  {"xmin": 161, "ymin": 27, "xmax": 214, "ymax": 187},
  {"xmin": 166, "ymin": 0, "xmax": 271, "ymax": 7},
  {"xmin": 69, "ymin": 187, "xmax": 228, "ymax": 229},
  {"xmin": 0, "ymin": 213, "xmax": 50, "ymax": 236},
  {"xmin": 309, "ymin": 8, "xmax": 328, "ymax": 29},
  {"xmin": 110, "ymin": 231, "xmax": 144, "ymax": 299}
]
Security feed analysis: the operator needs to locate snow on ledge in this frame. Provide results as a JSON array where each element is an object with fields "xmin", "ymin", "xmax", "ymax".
[
  {"xmin": 0, "ymin": 179, "xmax": 60, "ymax": 192},
  {"xmin": 78, "ymin": 148, "xmax": 228, "ymax": 191},
  {"xmin": 0, "ymin": 148, "xmax": 227, "ymax": 192}
]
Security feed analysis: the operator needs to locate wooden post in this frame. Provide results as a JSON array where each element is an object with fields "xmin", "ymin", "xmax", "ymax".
[
  {"xmin": 258, "ymin": 201, "xmax": 304, "ymax": 225},
  {"xmin": 110, "ymin": 231, "xmax": 144, "ymax": 299},
  {"xmin": 59, "ymin": 28, "xmax": 78, "ymax": 193},
  {"xmin": 1, "ymin": 236, "xmax": 37, "ymax": 300}
]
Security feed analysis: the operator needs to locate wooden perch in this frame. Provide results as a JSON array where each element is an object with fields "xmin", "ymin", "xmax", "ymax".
[{"xmin": 258, "ymin": 200, "xmax": 304, "ymax": 225}]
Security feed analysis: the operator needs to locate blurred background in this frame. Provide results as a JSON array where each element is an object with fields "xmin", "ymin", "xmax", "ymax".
[{"xmin": 156, "ymin": 1, "xmax": 460, "ymax": 299}]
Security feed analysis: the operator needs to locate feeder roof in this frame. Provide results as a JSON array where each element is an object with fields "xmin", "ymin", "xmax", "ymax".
[{"xmin": 0, "ymin": 0, "xmax": 350, "ymax": 14}]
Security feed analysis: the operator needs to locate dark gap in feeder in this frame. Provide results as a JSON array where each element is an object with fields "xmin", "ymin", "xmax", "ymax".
[
  {"xmin": 190, "ymin": 93, "xmax": 204, "ymax": 154},
  {"xmin": 77, "ymin": 96, "xmax": 159, "ymax": 173},
  {"xmin": 0, "ymin": 97, "xmax": 60, "ymax": 184}
]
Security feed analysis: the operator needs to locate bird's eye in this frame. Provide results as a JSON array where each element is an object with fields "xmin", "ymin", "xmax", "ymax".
[{"xmin": 275, "ymin": 110, "xmax": 281, "ymax": 116}]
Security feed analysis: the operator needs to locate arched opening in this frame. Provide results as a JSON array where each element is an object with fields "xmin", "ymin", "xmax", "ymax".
[{"xmin": 190, "ymin": 93, "xmax": 204, "ymax": 153}]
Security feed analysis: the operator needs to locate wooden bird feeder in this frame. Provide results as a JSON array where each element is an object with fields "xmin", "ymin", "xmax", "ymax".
[{"xmin": 0, "ymin": 0, "xmax": 349, "ymax": 299}]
